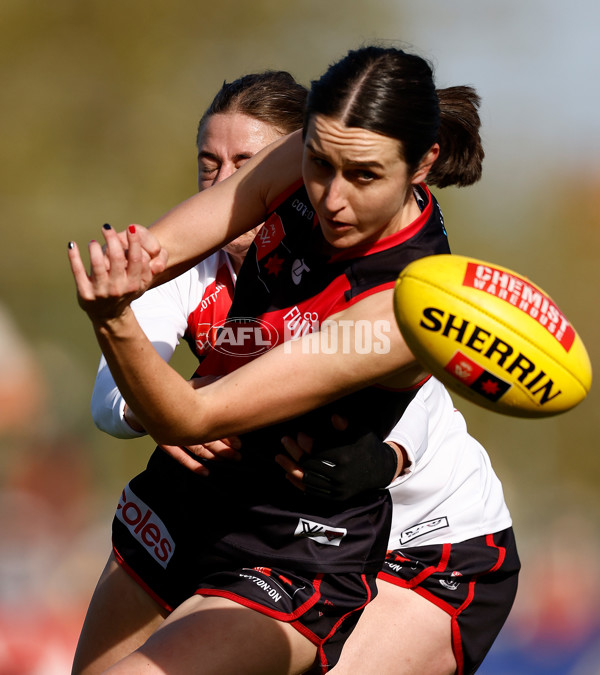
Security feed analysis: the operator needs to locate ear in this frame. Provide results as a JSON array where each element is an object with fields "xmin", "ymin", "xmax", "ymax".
[{"xmin": 412, "ymin": 143, "xmax": 440, "ymax": 184}]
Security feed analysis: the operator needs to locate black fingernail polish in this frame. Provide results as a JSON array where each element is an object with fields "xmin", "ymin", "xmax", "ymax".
[
  {"xmin": 68, "ymin": 241, "xmax": 74, "ymax": 249},
  {"xmin": 103, "ymin": 223, "xmax": 111, "ymax": 230}
]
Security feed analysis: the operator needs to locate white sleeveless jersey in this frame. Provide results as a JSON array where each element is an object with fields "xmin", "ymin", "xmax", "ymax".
[
  {"xmin": 91, "ymin": 250, "xmax": 236, "ymax": 438},
  {"xmin": 385, "ymin": 376, "xmax": 512, "ymax": 548}
]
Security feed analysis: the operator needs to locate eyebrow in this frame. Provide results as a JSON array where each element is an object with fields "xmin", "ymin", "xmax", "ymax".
[
  {"xmin": 305, "ymin": 142, "xmax": 385, "ymax": 170},
  {"xmin": 197, "ymin": 150, "xmax": 255, "ymax": 162}
]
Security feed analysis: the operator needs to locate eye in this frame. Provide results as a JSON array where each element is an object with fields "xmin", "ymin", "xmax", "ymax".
[
  {"xmin": 199, "ymin": 163, "xmax": 219, "ymax": 177},
  {"xmin": 357, "ymin": 170, "xmax": 377, "ymax": 182},
  {"xmin": 345, "ymin": 169, "xmax": 379, "ymax": 185}
]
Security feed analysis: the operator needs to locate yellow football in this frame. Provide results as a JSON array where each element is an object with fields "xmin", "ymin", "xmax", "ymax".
[{"xmin": 394, "ymin": 254, "xmax": 592, "ymax": 417}]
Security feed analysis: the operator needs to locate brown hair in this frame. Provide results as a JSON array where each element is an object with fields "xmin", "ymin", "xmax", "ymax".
[{"xmin": 196, "ymin": 71, "xmax": 308, "ymax": 146}]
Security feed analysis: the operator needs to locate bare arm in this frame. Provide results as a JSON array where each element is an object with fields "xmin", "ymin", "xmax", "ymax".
[
  {"xmin": 68, "ymin": 227, "xmax": 424, "ymax": 446},
  {"xmin": 140, "ymin": 131, "xmax": 304, "ymax": 284}
]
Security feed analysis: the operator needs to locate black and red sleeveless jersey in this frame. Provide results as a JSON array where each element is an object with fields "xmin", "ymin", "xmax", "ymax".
[
  {"xmin": 196, "ymin": 179, "xmax": 449, "ymax": 440},
  {"xmin": 175, "ymin": 180, "xmax": 450, "ymax": 573},
  {"xmin": 197, "ymin": 179, "xmax": 448, "ymax": 373}
]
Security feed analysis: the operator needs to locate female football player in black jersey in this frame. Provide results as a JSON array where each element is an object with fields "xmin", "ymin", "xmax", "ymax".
[{"xmin": 68, "ymin": 46, "xmax": 510, "ymax": 674}]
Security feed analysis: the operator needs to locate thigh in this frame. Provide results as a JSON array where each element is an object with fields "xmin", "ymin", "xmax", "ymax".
[
  {"xmin": 378, "ymin": 529, "xmax": 520, "ymax": 673},
  {"xmin": 72, "ymin": 551, "xmax": 169, "ymax": 675},
  {"xmin": 104, "ymin": 594, "xmax": 317, "ymax": 675},
  {"xmin": 330, "ymin": 581, "xmax": 456, "ymax": 675}
]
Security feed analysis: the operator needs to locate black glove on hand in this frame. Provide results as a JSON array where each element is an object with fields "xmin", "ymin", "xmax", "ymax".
[{"xmin": 300, "ymin": 425, "xmax": 398, "ymax": 501}]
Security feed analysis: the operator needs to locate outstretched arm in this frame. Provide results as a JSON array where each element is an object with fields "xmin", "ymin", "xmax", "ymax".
[
  {"xmin": 91, "ymin": 279, "xmax": 189, "ymax": 438},
  {"xmin": 68, "ymin": 226, "xmax": 424, "ymax": 447}
]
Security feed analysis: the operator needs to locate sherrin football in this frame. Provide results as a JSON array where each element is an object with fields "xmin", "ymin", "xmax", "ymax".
[{"xmin": 394, "ymin": 254, "xmax": 592, "ymax": 417}]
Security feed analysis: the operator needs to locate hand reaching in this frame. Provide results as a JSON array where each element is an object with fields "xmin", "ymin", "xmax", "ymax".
[
  {"xmin": 276, "ymin": 415, "xmax": 400, "ymax": 500},
  {"xmin": 68, "ymin": 224, "xmax": 167, "ymax": 325},
  {"xmin": 159, "ymin": 437, "xmax": 242, "ymax": 476}
]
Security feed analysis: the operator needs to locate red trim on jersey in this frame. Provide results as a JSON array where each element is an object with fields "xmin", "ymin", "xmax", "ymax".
[
  {"xmin": 327, "ymin": 184, "xmax": 434, "ymax": 262},
  {"xmin": 343, "ymin": 280, "xmax": 397, "ymax": 306},
  {"xmin": 112, "ymin": 545, "xmax": 174, "ymax": 613},
  {"xmin": 266, "ymin": 177, "xmax": 305, "ymax": 213}
]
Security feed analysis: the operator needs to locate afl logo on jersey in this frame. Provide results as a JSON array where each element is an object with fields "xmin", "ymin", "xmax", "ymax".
[
  {"xmin": 210, "ymin": 317, "xmax": 278, "ymax": 357},
  {"xmin": 291, "ymin": 258, "xmax": 310, "ymax": 285}
]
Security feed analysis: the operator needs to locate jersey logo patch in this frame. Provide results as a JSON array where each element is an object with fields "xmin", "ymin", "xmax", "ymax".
[
  {"xmin": 255, "ymin": 213, "xmax": 285, "ymax": 261},
  {"xmin": 294, "ymin": 518, "xmax": 347, "ymax": 546},
  {"xmin": 264, "ymin": 254, "xmax": 285, "ymax": 276},
  {"xmin": 399, "ymin": 516, "xmax": 449, "ymax": 545},
  {"xmin": 291, "ymin": 258, "xmax": 310, "ymax": 285}
]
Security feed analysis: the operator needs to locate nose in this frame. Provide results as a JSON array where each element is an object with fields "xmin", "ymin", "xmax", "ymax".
[
  {"xmin": 323, "ymin": 174, "xmax": 346, "ymax": 214},
  {"xmin": 215, "ymin": 161, "xmax": 236, "ymax": 184}
]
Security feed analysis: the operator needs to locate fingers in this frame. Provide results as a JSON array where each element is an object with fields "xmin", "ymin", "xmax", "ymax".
[
  {"xmin": 149, "ymin": 248, "xmax": 169, "ymax": 276},
  {"xmin": 127, "ymin": 224, "xmax": 169, "ymax": 276},
  {"xmin": 136, "ymin": 224, "xmax": 163, "ymax": 259},
  {"xmin": 103, "ymin": 225, "xmax": 128, "ymax": 280},
  {"xmin": 186, "ymin": 439, "xmax": 242, "ymax": 462},
  {"xmin": 280, "ymin": 435, "xmax": 305, "ymax": 463},
  {"xmin": 68, "ymin": 224, "xmax": 158, "ymax": 313},
  {"xmin": 277, "ymin": 438, "xmax": 306, "ymax": 490},
  {"xmin": 104, "ymin": 224, "xmax": 148, "ymax": 293},
  {"xmin": 275, "ymin": 450, "xmax": 302, "ymax": 475},
  {"xmin": 124, "ymin": 225, "xmax": 144, "ymax": 288},
  {"xmin": 296, "ymin": 432, "xmax": 314, "ymax": 453},
  {"xmin": 274, "ymin": 451, "xmax": 306, "ymax": 493},
  {"xmin": 159, "ymin": 444, "xmax": 209, "ymax": 476},
  {"xmin": 67, "ymin": 240, "xmax": 94, "ymax": 301}
]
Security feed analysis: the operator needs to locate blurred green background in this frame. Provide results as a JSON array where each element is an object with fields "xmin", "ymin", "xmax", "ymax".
[{"xmin": 1, "ymin": 1, "xmax": 598, "ymax": 672}]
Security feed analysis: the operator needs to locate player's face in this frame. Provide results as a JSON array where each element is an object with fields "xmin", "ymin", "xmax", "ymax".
[
  {"xmin": 197, "ymin": 112, "xmax": 283, "ymax": 264},
  {"xmin": 197, "ymin": 112, "xmax": 283, "ymax": 190},
  {"xmin": 302, "ymin": 114, "xmax": 418, "ymax": 250}
]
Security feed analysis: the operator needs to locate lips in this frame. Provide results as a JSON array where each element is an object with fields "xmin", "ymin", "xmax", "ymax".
[{"xmin": 323, "ymin": 218, "xmax": 352, "ymax": 232}]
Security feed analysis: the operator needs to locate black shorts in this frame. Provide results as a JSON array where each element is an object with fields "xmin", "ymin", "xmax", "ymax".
[
  {"xmin": 378, "ymin": 528, "xmax": 520, "ymax": 675},
  {"xmin": 112, "ymin": 448, "xmax": 390, "ymax": 673},
  {"xmin": 196, "ymin": 565, "xmax": 376, "ymax": 674},
  {"xmin": 114, "ymin": 518, "xmax": 377, "ymax": 674}
]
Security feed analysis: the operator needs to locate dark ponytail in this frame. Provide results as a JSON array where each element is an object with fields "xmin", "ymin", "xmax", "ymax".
[{"xmin": 427, "ymin": 86, "xmax": 484, "ymax": 188}]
